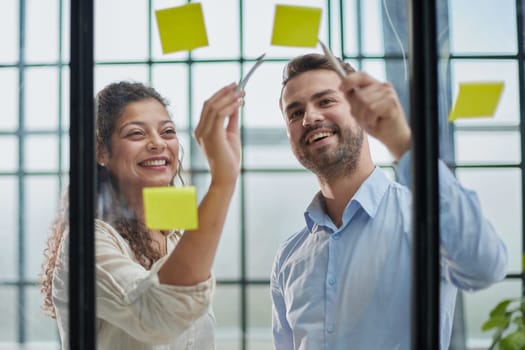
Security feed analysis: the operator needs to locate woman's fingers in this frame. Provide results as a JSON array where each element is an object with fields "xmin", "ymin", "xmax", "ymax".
[{"xmin": 195, "ymin": 83, "xmax": 243, "ymax": 142}]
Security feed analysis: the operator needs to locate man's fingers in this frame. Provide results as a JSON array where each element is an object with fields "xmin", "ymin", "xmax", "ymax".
[{"xmin": 341, "ymin": 71, "xmax": 379, "ymax": 93}]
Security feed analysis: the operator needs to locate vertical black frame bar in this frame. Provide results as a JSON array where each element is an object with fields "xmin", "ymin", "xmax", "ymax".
[
  {"xmin": 408, "ymin": 1, "xmax": 440, "ymax": 349},
  {"xmin": 69, "ymin": 0, "xmax": 96, "ymax": 348}
]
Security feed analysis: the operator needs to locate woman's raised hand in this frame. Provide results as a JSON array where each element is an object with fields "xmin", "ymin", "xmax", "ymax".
[{"xmin": 194, "ymin": 83, "xmax": 244, "ymax": 186}]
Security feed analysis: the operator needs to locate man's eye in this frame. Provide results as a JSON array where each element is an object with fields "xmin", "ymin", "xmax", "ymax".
[
  {"xmin": 163, "ymin": 128, "xmax": 176, "ymax": 135},
  {"xmin": 289, "ymin": 110, "xmax": 304, "ymax": 121},
  {"xmin": 320, "ymin": 99, "xmax": 333, "ymax": 106}
]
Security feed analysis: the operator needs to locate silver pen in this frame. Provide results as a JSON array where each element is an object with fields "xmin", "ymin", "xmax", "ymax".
[
  {"xmin": 318, "ymin": 39, "xmax": 346, "ymax": 78},
  {"xmin": 236, "ymin": 53, "xmax": 266, "ymax": 92}
]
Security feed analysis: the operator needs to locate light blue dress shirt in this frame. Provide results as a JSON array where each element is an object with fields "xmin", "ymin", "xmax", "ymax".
[{"xmin": 271, "ymin": 152, "xmax": 508, "ymax": 350}]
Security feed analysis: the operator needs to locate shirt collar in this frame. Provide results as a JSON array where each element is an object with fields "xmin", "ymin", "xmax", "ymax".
[{"xmin": 304, "ymin": 166, "xmax": 392, "ymax": 233}]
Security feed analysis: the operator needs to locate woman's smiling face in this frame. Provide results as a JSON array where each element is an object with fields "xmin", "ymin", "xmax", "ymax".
[{"xmin": 99, "ymin": 98, "xmax": 180, "ymax": 191}]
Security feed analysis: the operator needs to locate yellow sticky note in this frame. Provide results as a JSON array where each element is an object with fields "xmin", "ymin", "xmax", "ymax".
[
  {"xmin": 155, "ymin": 3, "xmax": 209, "ymax": 54},
  {"xmin": 271, "ymin": 4, "xmax": 322, "ymax": 48},
  {"xmin": 143, "ymin": 186, "xmax": 198, "ymax": 230},
  {"xmin": 448, "ymin": 82, "xmax": 504, "ymax": 121}
]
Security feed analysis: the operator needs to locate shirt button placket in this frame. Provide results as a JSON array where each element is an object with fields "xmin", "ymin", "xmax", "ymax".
[{"xmin": 325, "ymin": 232, "xmax": 339, "ymax": 348}]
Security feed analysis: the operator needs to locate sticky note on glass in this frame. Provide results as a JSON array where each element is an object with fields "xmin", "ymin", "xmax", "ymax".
[
  {"xmin": 448, "ymin": 82, "xmax": 504, "ymax": 121},
  {"xmin": 155, "ymin": 3, "xmax": 209, "ymax": 54},
  {"xmin": 271, "ymin": 5, "xmax": 322, "ymax": 47},
  {"xmin": 143, "ymin": 186, "xmax": 198, "ymax": 230}
]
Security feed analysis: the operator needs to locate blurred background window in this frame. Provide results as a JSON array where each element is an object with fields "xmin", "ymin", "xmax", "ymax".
[{"xmin": 0, "ymin": 0, "xmax": 520, "ymax": 349}]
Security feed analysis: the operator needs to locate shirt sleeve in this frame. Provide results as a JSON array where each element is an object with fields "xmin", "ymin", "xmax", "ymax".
[
  {"xmin": 271, "ymin": 249, "xmax": 294, "ymax": 350},
  {"xmin": 95, "ymin": 220, "xmax": 215, "ymax": 344},
  {"xmin": 395, "ymin": 151, "xmax": 508, "ymax": 291}
]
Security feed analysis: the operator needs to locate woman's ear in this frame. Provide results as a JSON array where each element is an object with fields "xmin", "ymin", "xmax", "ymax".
[{"xmin": 96, "ymin": 146, "xmax": 109, "ymax": 167}]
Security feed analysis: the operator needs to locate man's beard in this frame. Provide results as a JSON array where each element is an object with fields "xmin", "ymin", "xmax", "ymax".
[{"xmin": 294, "ymin": 125, "xmax": 364, "ymax": 181}]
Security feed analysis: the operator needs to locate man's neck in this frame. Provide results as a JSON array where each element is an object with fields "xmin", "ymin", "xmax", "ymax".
[{"xmin": 317, "ymin": 159, "xmax": 375, "ymax": 228}]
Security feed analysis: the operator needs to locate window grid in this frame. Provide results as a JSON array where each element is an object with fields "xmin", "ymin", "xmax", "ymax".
[{"xmin": 0, "ymin": 0, "xmax": 521, "ymax": 348}]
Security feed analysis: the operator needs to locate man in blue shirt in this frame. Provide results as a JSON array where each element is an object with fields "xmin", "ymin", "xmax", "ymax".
[{"xmin": 271, "ymin": 53, "xmax": 508, "ymax": 350}]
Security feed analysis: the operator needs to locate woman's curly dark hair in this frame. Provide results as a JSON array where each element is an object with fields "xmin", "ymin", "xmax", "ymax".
[{"xmin": 40, "ymin": 81, "xmax": 185, "ymax": 318}]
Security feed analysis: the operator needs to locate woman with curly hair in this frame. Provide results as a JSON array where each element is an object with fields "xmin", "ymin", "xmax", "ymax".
[{"xmin": 41, "ymin": 80, "xmax": 244, "ymax": 349}]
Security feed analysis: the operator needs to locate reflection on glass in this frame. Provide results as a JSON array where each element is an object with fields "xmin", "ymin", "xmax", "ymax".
[
  {"xmin": 213, "ymin": 285, "xmax": 241, "ymax": 349},
  {"xmin": 464, "ymin": 279, "xmax": 521, "ymax": 347},
  {"xmin": 95, "ymin": 0, "xmax": 148, "ymax": 61},
  {"xmin": 0, "ymin": 177, "xmax": 17, "ymax": 280},
  {"xmin": 26, "ymin": 0, "xmax": 59, "ymax": 64},
  {"xmin": 248, "ymin": 285, "xmax": 272, "ymax": 348},
  {"xmin": 245, "ymin": 172, "xmax": 318, "ymax": 279},
  {"xmin": 449, "ymin": 0, "xmax": 517, "ymax": 54},
  {"xmin": 457, "ymin": 168, "xmax": 522, "ymax": 273},
  {"xmin": 451, "ymin": 60, "xmax": 519, "ymax": 126},
  {"xmin": 25, "ymin": 68, "xmax": 59, "ymax": 130},
  {"xmin": 0, "ymin": 68, "xmax": 18, "ymax": 131}
]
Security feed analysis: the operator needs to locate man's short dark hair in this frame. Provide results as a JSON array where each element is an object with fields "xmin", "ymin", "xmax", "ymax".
[
  {"xmin": 279, "ymin": 53, "xmax": 356, "ymax": 110},
  {"xmin": 281, "ymin": 53, "xmax": 356, "ymax": 86}
]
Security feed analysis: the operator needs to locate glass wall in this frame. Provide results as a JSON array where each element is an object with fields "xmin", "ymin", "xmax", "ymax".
[{"xmin": 0, "ymin": 0, "xmax": 520, "ymax": 349}]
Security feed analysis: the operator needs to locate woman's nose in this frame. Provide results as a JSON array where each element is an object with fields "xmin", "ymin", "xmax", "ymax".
[{"xmin": 147, "ymin": 137, "xmax": 166, "ymax": 152}]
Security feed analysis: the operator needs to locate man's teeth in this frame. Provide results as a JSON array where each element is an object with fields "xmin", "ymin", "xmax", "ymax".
[
  {"xmin": 309, "ymin": 132, "xmax": 332, "ymax": 144},
  {"xmin": 142, "ymin": 159, "xmax": 166, "ymax": 166}
]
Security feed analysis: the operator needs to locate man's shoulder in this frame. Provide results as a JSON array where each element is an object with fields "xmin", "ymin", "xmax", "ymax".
[{"xmin": 274, "ymin": 227, "xmax": 311, "ymax": 264}]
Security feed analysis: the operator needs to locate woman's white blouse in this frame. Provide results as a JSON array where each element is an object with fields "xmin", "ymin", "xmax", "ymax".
[{"xmin": 52, "ymin": 219, "xmax": 216, "ymax": 350}]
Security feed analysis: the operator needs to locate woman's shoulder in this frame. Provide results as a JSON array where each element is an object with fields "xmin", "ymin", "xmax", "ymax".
[{"xmin": 95, "ymin": 219, "xmax": 124, "ymax": 240}]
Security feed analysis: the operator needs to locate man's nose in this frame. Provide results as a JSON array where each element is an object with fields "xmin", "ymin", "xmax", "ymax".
[{"xmin": 302, "ymin": 108, "xmax": 323, "ymax": 127}]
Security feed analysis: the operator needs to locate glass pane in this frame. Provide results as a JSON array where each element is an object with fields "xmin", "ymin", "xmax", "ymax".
[
  {"xmin": 193, "ymin": 174, "xmax": 241, "ymax": 279},
  {"xmin": 0, "ymin": 287, "xmax": 16, "ymax": 342},
  {"xmin": 61, "ymin": 0, "xmax": 70, "ymax": 63},
  {"xmin": 0, "ymin": 0, "xmax": 18, "ymax": 64},
  {"xmin": 464, "ymin": 279, "xmax": 521, "ymax": 348},
  {"xmin": 449, "ymin": 0, "xmax": 517, "ymax": 54},
  {"xmin": 361, "ymin": 0, "xmax": 383, "ymax": 55},
  {"xmin": 24, "ymin": 176, "xmax": 59, "ymax": 280},
  {"xmin": 151, "ymin": 64, "xmax": 190, "ymax": 130},
  {"xmin": 455, "ymin": 131, "xmax": 521, "ymax": 164},
  {"xmin": 60, "ymin": 134, "xmax": 69, "ymax": 171},
  {"xmin": 191, "ymin": 0, "xmax": 240, "ymax": 59},
  {"xmin": 369, "ymin": 135, "xmax": 393, "ymax": 164},
  {"xmin": 451, "ymin": 60, "xmax": 519, "ymax": 126},
  {"xmin": 0, "ymin": 177, "xmax": 17, "ymax": 280},
  {"xmin": 243, "ymin": 61, "xmax": 285, "ymax": 128},
  {"xmin": 25, "ymin": 67, "xmax": 59, "ymax": 130},
  {"xmin": 26, "ymin": 0, "xmax": 59, "ymax": 63},
  {"xmin": 0, "ymin": 68, "xmax": 18, "ymax": 131},
  {"xmin": 248, "ymin": 285, "xmax": 272, "ymax": 349},
  {"xmin": 341, "ymin": 0, "xmax": 360, "ymax": 56},
  {"xmin": 328, "ymin": 0, "xmax": 343, "ymax": 58},
  {"xmin": 94, "ymin": 65, "xmax": 149, "ymax": 93},
  {"xmin": 456, "ymin": 168, "xmax": 521, "ymax": 274},
  {"xmin": 192, "ymin": 63, "xmax": 240, "ymax": 127},
  {"xmin": 0, "ymin": 136, "xmax": 18, "ymax": 172},
  {"xmin": 214, "ymin": 285, "xmax": 241, "ymax": 350},
  {"xmin": 61, "ymin": 67, "xmax": 70, "ymax": 131},
  {"xmin": 26, "ymin": 286, "xmax": 59, "ymax": 343},
  {"xmin": 243, "ymin": 0, "xmax": 329, "ymax": 58},
  {"xmin": 24, "ymin": 136, "xmax": 58, "ymax": 172},
  {"xmin": 245, "ymin": 172, "xmax": 318, "ymax": 279},
  {"xmin": 362, "ymin": 59, "xmax": 386, "ymax": 80},
  {"xmin": 151, "ymin": 0, "xmax": 188, "ymax": 62},
  {"xmin": 243, "ymin": 131, "xmax": 302, "ymax": 170},
  {"xmin": 95, "ymin": 0, "xmax": 148, "ymax": 61}
]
